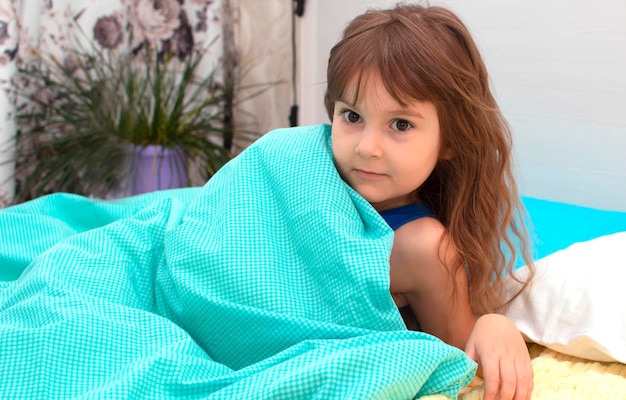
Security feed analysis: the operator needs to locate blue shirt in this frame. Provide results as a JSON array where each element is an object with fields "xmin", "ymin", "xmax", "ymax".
[{"xmin": 379, "ymin": 203, "xmax": 435, "ymax": 230}]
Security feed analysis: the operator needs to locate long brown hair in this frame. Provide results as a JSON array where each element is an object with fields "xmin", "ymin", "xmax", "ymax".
[{"xmin": 325, "ymin": 4, "xmax": 534, "ymax": 315}]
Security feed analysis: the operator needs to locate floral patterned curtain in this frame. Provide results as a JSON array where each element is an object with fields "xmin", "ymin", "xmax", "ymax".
[
  {"xmin": 0, "ymin": 0, "xmax": 226, "ymax": 207},
  {"xmin": 0, "ymin": 0, "xmax": 18, "ymax": 207}
]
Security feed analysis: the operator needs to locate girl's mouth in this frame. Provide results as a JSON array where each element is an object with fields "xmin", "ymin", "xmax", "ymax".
[{"xmin": 354, "ymin": 169, "xmax": 386, "ymax": 179}]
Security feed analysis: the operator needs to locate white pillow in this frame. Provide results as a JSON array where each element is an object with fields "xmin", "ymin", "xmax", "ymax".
[{"xmin": 499, "ymin": 231, "xmax": 626, "ymax": 363}]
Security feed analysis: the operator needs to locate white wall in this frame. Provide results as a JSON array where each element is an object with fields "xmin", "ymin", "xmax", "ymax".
[{"xmin": 298, "ymin": 0, "xmax": 626, "ymax": 211}]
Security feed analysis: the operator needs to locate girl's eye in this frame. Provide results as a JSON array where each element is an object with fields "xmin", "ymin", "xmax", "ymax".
[
  {"xmin": 391, "ymin": 119, "xmax": 412, "ymax": 132},
  {"xmin": 342, "ymin": 110, "xmax": 361, "ymax": 124}
]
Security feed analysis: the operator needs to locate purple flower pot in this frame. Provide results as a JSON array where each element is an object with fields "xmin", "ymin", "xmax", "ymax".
[{"xmin": 130, "ymin": 145, "xmax": 187, "ymax": 195}]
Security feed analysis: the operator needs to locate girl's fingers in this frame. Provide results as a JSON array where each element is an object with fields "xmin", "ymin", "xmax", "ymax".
[
  {"xmin": 514, "ymin": 356, "xmax": 534, "ymax": 400},
  {"xmin": 498, "ymin": 356, "xmax": 517, "ymax": 400},
  {"xmin": 480, "ymin": 356, "xmax": 501, "ymax": 400},
  {"xmin": 481, "ymin": 352, "xmax": 533, "ymax": 400}
]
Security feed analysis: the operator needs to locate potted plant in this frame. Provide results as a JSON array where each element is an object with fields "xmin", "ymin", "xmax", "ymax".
[{"xmin": 10, "ymin": 37, "xmax": 263, "ymax": 202}]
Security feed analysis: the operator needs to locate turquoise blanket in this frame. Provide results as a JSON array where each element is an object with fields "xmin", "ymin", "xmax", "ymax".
[{"xmin": 0, "ymin": 124, "xmax": 475, "ymax": 399}]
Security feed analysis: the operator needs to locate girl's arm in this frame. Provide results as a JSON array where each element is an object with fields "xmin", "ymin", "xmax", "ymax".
[
  {"xmin": 389, "ymin": 217, "xmax": 533, "ymax": 400},
  {"xmin": 390, "ymin": 217, "xmax": 474, "ymax": 348}
]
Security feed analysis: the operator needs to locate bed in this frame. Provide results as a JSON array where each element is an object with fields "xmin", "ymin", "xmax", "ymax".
[{"xmin": 1, "ymin": 124, "xmax": 625, "ymax": 399}]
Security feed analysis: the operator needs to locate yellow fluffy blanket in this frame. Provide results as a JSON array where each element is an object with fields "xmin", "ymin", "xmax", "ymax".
[{"xmin": 422, "ymin": 344, "xmax": 626, "ymax": 400}]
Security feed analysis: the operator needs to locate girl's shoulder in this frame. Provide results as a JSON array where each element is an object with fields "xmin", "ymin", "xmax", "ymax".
[
  {"xmin": 393, "ymin": 215, "xmax": 446, "ymax": 257},
  {"xmin": 388, "ymin": 212, "xmax": 455, "ymax": 298},
  {"xmin": 382, "ymin": 202, "xmax": 450, "ymax": 273}
]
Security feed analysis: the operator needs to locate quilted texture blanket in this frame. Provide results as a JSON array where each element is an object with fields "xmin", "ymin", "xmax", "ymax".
[{"xmin": 0, "ymin": 124, "xmax": 476, "ymax": 399}]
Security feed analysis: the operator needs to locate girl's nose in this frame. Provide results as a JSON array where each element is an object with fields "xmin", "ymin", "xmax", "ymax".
[{"xmin": 355, "ymin": 129, "xmax": 383, "ymax": 159}]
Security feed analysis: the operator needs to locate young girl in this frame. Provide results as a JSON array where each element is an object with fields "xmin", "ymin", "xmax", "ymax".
[{"xmin": 325, "ymin": 4, "xmax": 535, "ymax": 400}]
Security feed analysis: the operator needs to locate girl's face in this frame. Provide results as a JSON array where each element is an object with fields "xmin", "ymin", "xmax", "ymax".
[{"xmin": 331, "ymin": 72, "xmax": 443, "ymax": 211}]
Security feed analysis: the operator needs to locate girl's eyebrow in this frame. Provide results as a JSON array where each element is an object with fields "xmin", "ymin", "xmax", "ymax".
[{"xmin": 388, "ymin": 109, "xmax": 425, "ymax": 119}]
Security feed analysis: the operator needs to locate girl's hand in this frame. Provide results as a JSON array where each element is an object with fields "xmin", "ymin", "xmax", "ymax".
[{"xmin": 464, "ymin": 314, "xmax": 533, "ymax": 400}]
